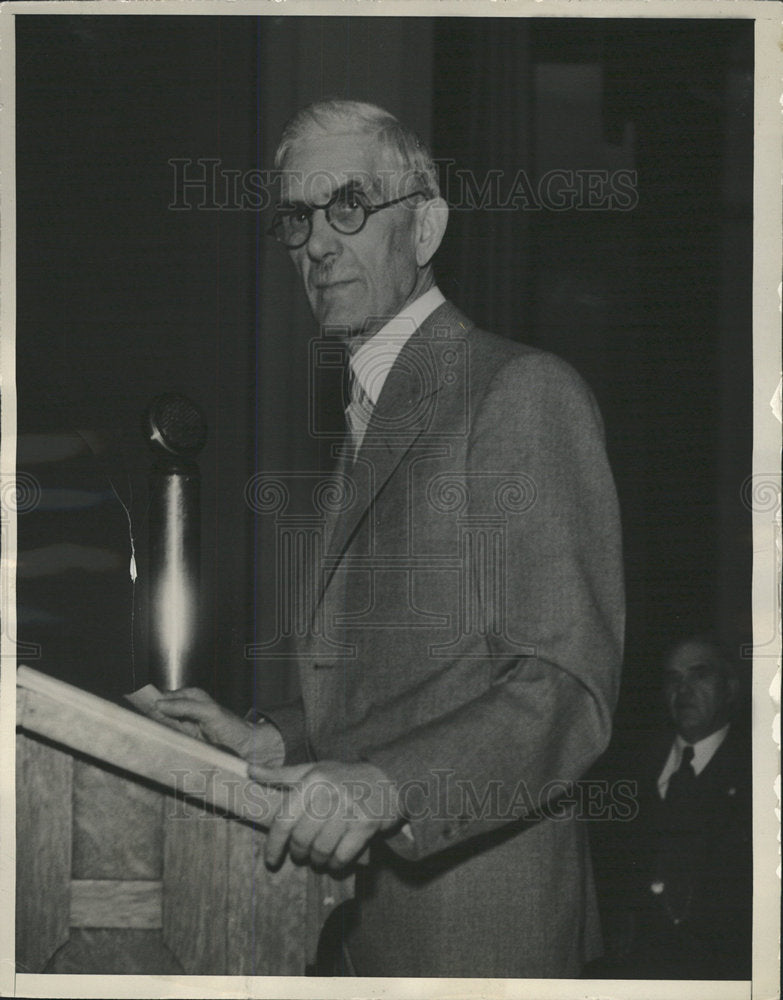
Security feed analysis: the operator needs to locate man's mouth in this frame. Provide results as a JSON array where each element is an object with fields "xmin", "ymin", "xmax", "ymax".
[
  {"xmin": 314, "ymin": 279, "xmax": 355, "ymax": 290},
  {"xmin": 675, "ymin": 701, "xmax": 698, "ymax": 714}
]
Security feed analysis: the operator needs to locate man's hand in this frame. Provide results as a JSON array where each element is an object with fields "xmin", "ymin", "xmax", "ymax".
[
  {"xmin": 248, "ymin": 760, "xmax": 404, "ymax": 871},
  {"xmin": 155, "ymin": 687, "xmax": 285, "ymax": 765}
]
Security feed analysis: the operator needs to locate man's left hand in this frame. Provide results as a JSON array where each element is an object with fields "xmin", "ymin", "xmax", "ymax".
[{"xmin": 247, "ymin": 760, "xmax": 403, "ymax": 871}]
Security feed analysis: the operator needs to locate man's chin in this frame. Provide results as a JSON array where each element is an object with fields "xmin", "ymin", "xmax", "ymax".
[
  {"xmin": 674, "ymin": 715, "xmax": 714, "ymax": 743},
  {"xmin": 311, "ymin": 304, "xmax": 361, "ymax": 337}
]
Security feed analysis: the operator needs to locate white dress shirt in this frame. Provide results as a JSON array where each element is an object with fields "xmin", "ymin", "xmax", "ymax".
[
  {"xmin": 657, "ymin": 723, "xmax": 730, "ymax": 800},
  {"xmin": 348, "ymin": 286, "xmax": 446, "ymax": 443}
]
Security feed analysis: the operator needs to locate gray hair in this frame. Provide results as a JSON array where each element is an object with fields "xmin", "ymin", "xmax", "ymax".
[{"xmin": 274, "ymin": 99, "xmax": 440, "ymax": 199}]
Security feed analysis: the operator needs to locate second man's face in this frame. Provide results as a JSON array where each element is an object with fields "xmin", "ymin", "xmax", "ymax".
[
  {"xmin": 281, "ymin": 131, "xmax": 421, "ymax": 338},
  {"xmin": 663, "ymin": 640, "xmax": 736, "ymax": 743}
]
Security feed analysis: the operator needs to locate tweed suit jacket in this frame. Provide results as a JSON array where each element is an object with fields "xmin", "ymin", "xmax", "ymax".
[{"xmin": 267, "ymin": 300, "xmax": 625, "ymax": 977}]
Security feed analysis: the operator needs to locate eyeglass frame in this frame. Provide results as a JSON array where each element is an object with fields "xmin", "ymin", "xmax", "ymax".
[{"xmin": 267, "ymin": 183, "xmax": 429, "ymax": 249}]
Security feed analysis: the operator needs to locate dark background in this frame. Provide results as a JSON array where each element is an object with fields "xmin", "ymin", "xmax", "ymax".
[{"xmin": 15, "ymin": 15, "xmax": 753, "ymax": 757}]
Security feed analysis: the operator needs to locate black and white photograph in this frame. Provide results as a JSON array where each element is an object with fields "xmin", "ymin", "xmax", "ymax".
[{"xmin": 0, "ymin": 2, "xmax": 779, "ymax": 997}]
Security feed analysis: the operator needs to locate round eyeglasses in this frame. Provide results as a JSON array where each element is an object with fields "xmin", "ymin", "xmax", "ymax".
[{"xmin": 268, "ymin": 186, "xmax": 427, "ymax": 249}]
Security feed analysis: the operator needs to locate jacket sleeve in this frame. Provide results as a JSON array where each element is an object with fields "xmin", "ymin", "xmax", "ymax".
[
  {"xmin": 360, "ymin": 352, "xmax": 625, "ymax": 860},
  {"xmin": 257, "ymin": 697, "xmax": 310, "ymax": 765}
]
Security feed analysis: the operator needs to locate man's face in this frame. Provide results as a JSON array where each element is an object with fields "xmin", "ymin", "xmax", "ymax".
[
  {"xmin": 280, "ymin": 131, "xmax": 421, "ymax": 337},
  {"xmin": 663, "ymin": 640, "xmax": 736, "ymax": 743}
]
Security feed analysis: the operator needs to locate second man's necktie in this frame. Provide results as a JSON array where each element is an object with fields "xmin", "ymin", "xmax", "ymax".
[{"xmin": 665, "ymin": 744, "xmax": 696, "ymax": 803}]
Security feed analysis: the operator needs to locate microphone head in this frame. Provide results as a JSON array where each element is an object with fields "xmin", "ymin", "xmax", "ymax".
[{"xmin": 144, "ymin": 393, "xmax": 208, "ymax": 458}]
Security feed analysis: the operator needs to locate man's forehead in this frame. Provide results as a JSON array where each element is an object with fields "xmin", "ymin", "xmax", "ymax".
[
  {"xmin": 280, "ymin": 131, "xmax": 384, "ymax": 201},
  {"xmin": 666, "ymin": 642, "xmax": 723, "ymax": 674}
]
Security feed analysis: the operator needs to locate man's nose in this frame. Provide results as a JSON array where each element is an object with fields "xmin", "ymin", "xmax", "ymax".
[
  {"xmin": 675, "ymin": 675, "xmax": 695, "ymax": 695},
  {"xmin": 305, "ymin": 209, "xmax": 341, "ymax": 260}
]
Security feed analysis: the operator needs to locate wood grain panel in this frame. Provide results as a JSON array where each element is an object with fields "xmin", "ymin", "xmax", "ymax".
[
  {"xmin": 162, "ymin": 799, "xmax": 228, "ymax": 974},
  {"xmin": 225, "ymin": 819, "xmax": 307, "ymax": 975},
  {"xmin": 44, "ymin": 929, "xmax": 184, "ymax": 975},
  {"xmin": 70, "ymin": 880, "xmax": 162, "ymax": 929},
  {"xmin": 16, "ymin": 666, "xmax": 282, "ymax": 823},
  {"xmin": 16, "ymin": 670, "xmax": 347, "ymax": 976},
  {"xmin": 72, "ymin": 761, "xmax": 163, "ymax": 879},
  {"xmin": 15, "ymin": 728, "xmax": 73, "ymax": 973}
]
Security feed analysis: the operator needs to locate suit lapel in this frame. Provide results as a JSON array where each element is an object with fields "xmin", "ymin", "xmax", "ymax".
[
  {"xmin": 694, "ymin": 727, "xmax": 748, "ymax": 791},
  {"xmin": 316, "ymin": 300, "xmax": 473, "ymax": 604},
  {"xmin": 320, "ymin": 439, "xmax": 352, "ymax": 559}
]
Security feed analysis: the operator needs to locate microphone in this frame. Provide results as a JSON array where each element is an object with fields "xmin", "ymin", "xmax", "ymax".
[{"xmin": 144, "ymin": 393, "xmax": 207, "ymax": 691}]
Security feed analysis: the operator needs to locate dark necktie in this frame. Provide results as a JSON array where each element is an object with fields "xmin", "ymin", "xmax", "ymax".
[
  {"xmin": 655, "ymin": 744, "xmax": 699, "ymax": 924},
  {"xmin": 665, "ymin": 744, "xmax": 696, "ymax": 803}
]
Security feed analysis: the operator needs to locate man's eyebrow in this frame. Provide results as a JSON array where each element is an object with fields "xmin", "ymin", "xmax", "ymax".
[
  {"xmin": 277, "ymin": 179, "xmax": 367, "ymax": 212},
  {"xmin": 276, "ymin": 197, "xmax": 309, "ymax": 212},
  {"xmin": 665, "ymin": 661, "xmax": 715, "ymax": 676}
]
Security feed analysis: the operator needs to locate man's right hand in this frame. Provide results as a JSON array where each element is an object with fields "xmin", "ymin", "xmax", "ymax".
[{"xmin": 154, "ymin": 687, "xmax": 285, "ymax": 765}]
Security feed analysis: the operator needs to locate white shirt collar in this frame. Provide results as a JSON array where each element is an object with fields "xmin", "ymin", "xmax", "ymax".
[
  {"xmin": 349, "ymin": 286, "xmax": 445, "ymax": 405},
  {"xmin": 657, "ymin": 723, "xmax": 731, "ymax": 798}
]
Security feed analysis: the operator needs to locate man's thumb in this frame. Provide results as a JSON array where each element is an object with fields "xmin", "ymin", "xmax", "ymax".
[{"xmin": 247, "ymin": 762, "xmax": 309, "ymax": 785}]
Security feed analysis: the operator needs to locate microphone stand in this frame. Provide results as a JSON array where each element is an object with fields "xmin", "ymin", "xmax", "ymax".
[{"xmin": 144, "ymin": 393, "xmax": 207, "ymax": 691}]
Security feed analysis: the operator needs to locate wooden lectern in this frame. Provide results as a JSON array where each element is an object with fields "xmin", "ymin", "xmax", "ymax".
[{"xmin": 16, "ymin": 666, "xmax": 352, "ymax": 975}]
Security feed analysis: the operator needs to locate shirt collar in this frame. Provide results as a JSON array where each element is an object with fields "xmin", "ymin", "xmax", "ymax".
[
  {"xmin": 349, "ymin": 286, "xmax": 445, "ymax": 405},
  {"xmin": 674, "ymin": 723, "xmax": 731, "ymax": 776}
]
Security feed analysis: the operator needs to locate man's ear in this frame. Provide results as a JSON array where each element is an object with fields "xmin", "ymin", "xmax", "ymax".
[
  {"xmin": 414, "ymin": 197, "xmax": 449, "ymax": 267},
  {"xmin": 725, "ymin": 670, "xmax": 740, "ymax": 706}
]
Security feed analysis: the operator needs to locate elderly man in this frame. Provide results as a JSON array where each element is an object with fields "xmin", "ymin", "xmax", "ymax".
[
  {"xmin": 599, "ymin": 635, "xmax": 751, "ymax": 980},
  {"xmin": 157, "ymin": 100, "xmax": 624, "ymax": 978}
]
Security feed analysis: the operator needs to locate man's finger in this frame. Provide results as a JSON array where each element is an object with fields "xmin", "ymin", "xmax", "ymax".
[
  {"xmin": 153, "ymin": 698, "xmax": 198, "ymax": 715},
  {"xmin": 328, "ymin": 828, "xmax": 373, "ymax": 871},
  {"xmin": 156, "ymin": 687, "xmax": 212, "ymax": 703},
  {"xmin": 308, "ymin": 817, "xmax": 347, "ymax": 867},
  {"xmin": 264, "ymin": 805, "xmax": 299, "ymax": 869},
  {"xmin": 263, "ymin": 780, "xmax": 309, "ymax": 868},
  {"xmin": 248, "ymin": 762, "xmax": 312, "ymax": 785},
  {"xmin": 288, "ymin": 819, "xmax": 320, "ymax": 865},
  {"xmin": 154, "ymin": 697, "xmax": 211, "ymax": 719}
]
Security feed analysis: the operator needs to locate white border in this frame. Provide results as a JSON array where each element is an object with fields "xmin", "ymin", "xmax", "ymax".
[{"xmin": 0, "ymin": 3, "xmax": 779, "ymax": 999}]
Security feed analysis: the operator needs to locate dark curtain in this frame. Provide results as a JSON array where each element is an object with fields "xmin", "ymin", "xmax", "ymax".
[
  {"xmin": 432, "ymin": 21, "xmax": 535, "ymax": 339},
  {"xmin": 16, "ymin": 16, "xmax": 262, "ymax": 707}
]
